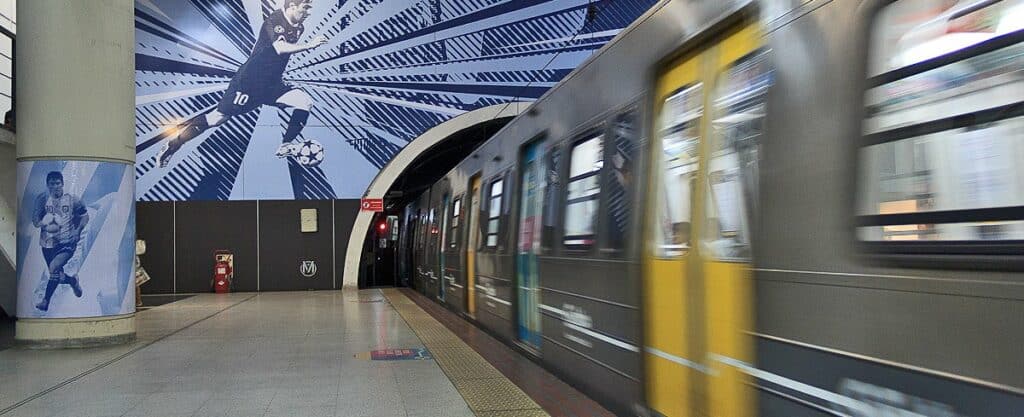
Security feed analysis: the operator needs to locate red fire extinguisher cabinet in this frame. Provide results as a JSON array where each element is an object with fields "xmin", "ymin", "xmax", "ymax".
[{"xmin": 213, "ymin": 250, "xmax": 234, "ymax": 293}]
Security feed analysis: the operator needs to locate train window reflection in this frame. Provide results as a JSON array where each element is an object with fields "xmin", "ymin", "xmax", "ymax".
[
  {"xmin": 703, "ymin": 50, "xmax": 770, "ymax": 261},
  {"xmin": 869, "ymin": 0, "xmax": 1024, "ymax": 76},
  {"xmin": 859, "ymin": 0, "xmax": 1024, "ymax": 247},
  {"xmin": 656, "ymin": 84, "xmax": 702, "ymax": 257},
  {"xmin": 487, "ymin": 179, "xmax": 503, "ymax": 248},
  {"xmin": 450, "ymin": 198, "xmax": 461, "ymax": 248},
  {"xmin": 565, "ymin": 135, "xmax": 603, "ymax": 246},
  {"xmin": 865, "ymin": 38, "xmax": 1024, "ymax": 134},
  {"xmin": 859, "ymin": 221, "xmax": 1024, "ymax": 241},
  {"xmin": 605, "ymin": 111, "xmax": 639, "ymax": 251}
]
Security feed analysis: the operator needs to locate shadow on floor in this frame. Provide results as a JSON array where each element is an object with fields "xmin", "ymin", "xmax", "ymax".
[
  {"xmin": 0, "ymin": 312, "xmax": 14, "ymax": 351},
  {"xmin": 138, "ymin": 294, "xmax": 196, "ymax": 310}
]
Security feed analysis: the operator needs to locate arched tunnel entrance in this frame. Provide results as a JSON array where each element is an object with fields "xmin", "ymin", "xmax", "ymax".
[{"xmin": 345, "ymin": 103, "xmax": 527, "ymax": 288}]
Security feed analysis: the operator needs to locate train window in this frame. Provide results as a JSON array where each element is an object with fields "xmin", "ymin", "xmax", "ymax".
[
  {"xmin": 429, "ymin": 208, "xmax": 436, "ymax": 238},
  {"xmin": 564, "ymin": 135, "xmax": 603, "ymax": 246},
  {"xmin": 702, "ymin": 49, "xmax": 771, "ymax": 261},
  {"xmin": 605, "ymin": 110, "xmax": 639, "ymax": 252},
  {"xmin": 656, "ymin": 84, "xmax": 702, "ymax": 257},
  {"xmin": 449, "ymin": 197, "xmax": 461, "ymax": 248},
  {"xmin": 542, "ymin": 145, "xmax": 563, "ymax": 251},
  {"xmin": 487, "ymin": 179, "xmax": 503, "ymax": 248},
  {"xmin": 859, "ymin": 0, "xmax": 1024, "ymax": 247}
]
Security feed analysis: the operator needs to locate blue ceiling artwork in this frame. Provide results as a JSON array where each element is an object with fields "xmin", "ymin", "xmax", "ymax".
[{"xmin": 134, "ymin": 0, "xmax": 656, "ymax": 201}]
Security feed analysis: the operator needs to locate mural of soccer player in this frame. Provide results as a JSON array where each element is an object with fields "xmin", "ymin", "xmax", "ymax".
[
  {"xmin": 31, "ymin": 171, "xmax": 88, "ymax": 312},
  {"xmin": 155, "ymin": 0, "xmax": 328, "ymax": 168}
]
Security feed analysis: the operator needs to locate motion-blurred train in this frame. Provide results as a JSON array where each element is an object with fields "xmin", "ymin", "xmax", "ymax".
[{"xmin": 396, "ymin": 0, "xmax": 1024, "ymax": 415}]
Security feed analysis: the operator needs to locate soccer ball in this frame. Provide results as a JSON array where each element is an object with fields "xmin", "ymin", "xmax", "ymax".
[
  {"xmin": 45, "ymin": 223, "xmax": 59, "ymax": 233},
  {"xmin": 294, "ymin": 139, "xmax": 325, "ymax": 167}
]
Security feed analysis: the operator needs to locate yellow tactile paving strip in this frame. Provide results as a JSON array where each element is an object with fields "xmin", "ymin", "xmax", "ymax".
[{"xmin": 381, "ymin": 288, "xmax": 550, "ymax": 417}]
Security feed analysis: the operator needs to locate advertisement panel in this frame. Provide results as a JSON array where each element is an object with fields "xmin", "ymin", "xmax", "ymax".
[
  {"xmin": 134, "ymin": 0, "xmax": 656, "ymax": 201},
  {"xmin": 16, "ymin": 161, "xmax": 136, "ymax": 319}
]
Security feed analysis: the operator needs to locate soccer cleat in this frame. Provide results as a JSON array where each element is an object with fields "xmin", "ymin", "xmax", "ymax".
[
  {"xmin": 156, "ymin": 140, "xmax": 182, "ymax": 168},
  {"xmin": 68, "ymin": 276, "xmax": 83, "ymax": 298},
  {"xmin": 35, "ymin": 300, "xmax": 49, "ymax": 312},
  {"xmin": 275, "ymin": 142, "xmax": 299, "ymax": 158}
]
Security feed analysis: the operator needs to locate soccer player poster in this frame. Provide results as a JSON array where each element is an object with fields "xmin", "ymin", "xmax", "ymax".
[
  {"xmin": 134, "ymin": 0, "xmax": 658, "ymax": 201},
  {"xmin": 16, "ymin": 161, "xmax": 136, "ymax": 319}
]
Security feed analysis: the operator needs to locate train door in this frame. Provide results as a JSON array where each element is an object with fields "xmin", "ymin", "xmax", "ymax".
[
  {"xmin": 427, "ymin": 207, "xmax": 438, "ymax": 298},
  {"xmin": 516, "ymin": 140, "xmax": 544, "ymax": 349},
  {"xmin": 643, "ymin": 22, "xmax": 763, "ymax": 417},
  {"xmin": 439, "ymin": 194, "xmax": 450, "ymax": 302},
  {"xmin": 466, "ymin": 176, "xmax": 482, "ymax": 317}
]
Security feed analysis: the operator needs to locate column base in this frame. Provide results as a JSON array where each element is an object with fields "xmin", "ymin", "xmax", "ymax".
[{"xmin": 15, "ymin": 313, "xmax": 136, "ymax": 349}]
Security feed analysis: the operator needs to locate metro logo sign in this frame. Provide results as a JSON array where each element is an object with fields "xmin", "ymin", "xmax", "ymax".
[{"xmin": 360, "ymin": 198, "xmax": 384, "ymax": 212}]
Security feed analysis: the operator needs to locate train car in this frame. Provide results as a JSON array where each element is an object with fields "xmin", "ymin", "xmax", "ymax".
[{"xmin": 399, "ymin": 0, "xmax": 1024, "ymax": 416}]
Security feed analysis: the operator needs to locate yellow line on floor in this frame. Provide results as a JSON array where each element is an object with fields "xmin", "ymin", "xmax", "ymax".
[{"xmin": 381, "ymin": 289, "xmax": 549, "ymax": 417}]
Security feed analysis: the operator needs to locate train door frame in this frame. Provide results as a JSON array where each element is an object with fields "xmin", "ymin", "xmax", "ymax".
[
  {"xmin": 401, "ymin": 207, "xmax": 418, "ymax": 287},
  {"xmin": 427, "ymin": 204, "xmax": 438, "ymax": 299},
  {"xmin": 439, "ymin": 193, "xmax": 450, "ymax": 302},
  {"xmin": 514, "ymin": 137, "xmax": 546, "ymax": 351},
  {"xmin": 642, "ymin": 13, "xmax": 762, "ymax": 417},
  {"xmin": 465, "ymin": 174, "xmax": 482, "ymax": 318}
]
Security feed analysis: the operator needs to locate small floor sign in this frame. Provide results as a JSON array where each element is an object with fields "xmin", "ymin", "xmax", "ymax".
[{"xmin": 355, "ymin": 348, "xmax": 432, "ymax": 361}]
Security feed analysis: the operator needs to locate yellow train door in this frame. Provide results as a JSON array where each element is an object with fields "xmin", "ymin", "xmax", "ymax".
[
  {"xmin": 466, "ymin": 175, "xmax": 482, "ymax": 317},
  {"xmin": 643, "ymin": 21, "xmax": 766, "ymax": 417}
]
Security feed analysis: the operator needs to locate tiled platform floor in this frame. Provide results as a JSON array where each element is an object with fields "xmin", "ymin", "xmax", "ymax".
[
  {"xmin": 0, "ymin": 289, "xmax": 614, "ymax": 417},
  {"xmin": 0, "ymin": 291, "xmax": 475, "ymax": 417},
  {"xmin": 399, "ymin": 289, "xmax": 615, "ymax": 417}
]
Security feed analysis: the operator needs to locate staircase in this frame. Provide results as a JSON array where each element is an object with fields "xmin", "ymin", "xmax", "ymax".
[{"xmin": 0, "ymin": 129, "xmax": 16, "ymax": 316}]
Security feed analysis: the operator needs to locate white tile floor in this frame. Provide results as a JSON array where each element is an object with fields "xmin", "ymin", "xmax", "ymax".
[{"xmin": 0, "ymin": 291, "xmax": 475, "ymax": 417}]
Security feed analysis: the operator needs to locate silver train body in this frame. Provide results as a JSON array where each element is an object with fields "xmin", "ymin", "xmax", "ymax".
[{"xmin": 402, "ymin": 0, "xmax": 1024, "ymax": 415}]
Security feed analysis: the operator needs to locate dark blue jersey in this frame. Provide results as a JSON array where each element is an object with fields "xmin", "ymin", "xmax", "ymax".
[{"xmin": 236, "ymin": 10, "xmax": 304, "ymax": 83}]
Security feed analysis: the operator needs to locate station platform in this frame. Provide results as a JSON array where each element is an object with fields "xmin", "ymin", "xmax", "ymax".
[{"xmin": 0, "ymin": 290, "xmax": 612, "ymax": 417}]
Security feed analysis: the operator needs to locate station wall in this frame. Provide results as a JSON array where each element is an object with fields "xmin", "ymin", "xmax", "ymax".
[{"xmin": 137, "ymin": 200, "xmax": 361, "ymax": 293}]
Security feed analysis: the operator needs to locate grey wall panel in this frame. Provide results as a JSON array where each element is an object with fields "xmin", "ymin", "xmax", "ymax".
[
  {"xmin": 443, "ymin": 288, "xmax": 465, "ymax": 315},
  {"xmin": 539, "ymin": 289, "xmax": 641, "ymax": 345},
  {"xmin": 136, "ymin": 202, "xmax": 175, "ymax": 294},
  {"xmin": 538, "ymin": 258, "xmax": 638, "ymax": 308},
  {"xmin": 539, "ymin": 314, "xmax": 641, "ymax": 379},
  {"xmin": 477, "ymin": 253, "xmax": 514, "ymax": 282},
  {"xmin": 756, "ymin": 278, "xmax": 1024, "ymax": 389},
  {"xmin": 759, "ymin": 392, "xmax": 835, "ymax": 417},
  {"xmin": 333, "ymin": 199, "xmax": 361, "ymax": 286},
  {"xmin": 756, "ymin": 336, "xmax": 1024, "ymax": 416},
  {"xmin": 174, "ymin": 201, "xmax": 258, "ymax": 293},
  {"xmin": 475, "ymin": 301, "xmax": 514, "ymax": 343},
  {"xmin": 540, "ymin": 337, "xmax": 643, "ymax": 417},
  {"xmin": 475, "ymin": 274, "xmax": 513, "ymax": 322},
  {"xmin": 426, "ymin": 275, "xmax": 440, "ymax": 299},
  {"xmin": 0, "ymin": 252, "xmax": 13, "ymax": 317},
  {"xmin": 257, "ymin": 200, "xmax": 334, "ymax": 291}
]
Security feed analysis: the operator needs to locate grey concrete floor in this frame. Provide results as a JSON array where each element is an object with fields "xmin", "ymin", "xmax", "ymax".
[{"xmin": 0, "ymin": 290, "xmax": 474, "ymax": 417}]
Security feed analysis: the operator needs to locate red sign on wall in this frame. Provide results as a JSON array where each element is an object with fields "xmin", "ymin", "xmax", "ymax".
[{"xmin": 360, "ymin": 198, "xmax": 384, "ymax": 212}]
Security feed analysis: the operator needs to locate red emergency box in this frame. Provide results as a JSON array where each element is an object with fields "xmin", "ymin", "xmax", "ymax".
[{"xmin": 213, "ymin": 250, "xmax": 234, "ymax": 293}]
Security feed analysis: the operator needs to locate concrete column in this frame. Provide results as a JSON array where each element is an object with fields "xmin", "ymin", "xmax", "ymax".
[{"xmin": 14, "ymin": 0, "xmax": 136, "ymax": 348}]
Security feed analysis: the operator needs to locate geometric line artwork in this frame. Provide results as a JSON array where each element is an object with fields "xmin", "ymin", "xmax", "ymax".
[{"xmin": 135, "ymin": 0, "xmax": 657, "ymax": 200}]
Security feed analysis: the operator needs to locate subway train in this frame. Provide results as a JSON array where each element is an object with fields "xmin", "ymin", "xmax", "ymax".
[{"xmin": 395, "ymin": 0, "xmax": 1024, "ymax": 416}]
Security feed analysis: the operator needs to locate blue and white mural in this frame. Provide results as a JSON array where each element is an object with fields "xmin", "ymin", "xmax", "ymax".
[
  {"xmin": 134, "ymin": 0, "xmax": 657, "ymax": 201},
  {"xmin": 16, "ymin": 161, "xmax": 136, "ymax": 319}
]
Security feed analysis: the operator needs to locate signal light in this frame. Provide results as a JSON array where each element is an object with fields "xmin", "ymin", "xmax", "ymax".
[{"xmin": 378, "ymin": 222, "xmax": 387, "ymax": 231}]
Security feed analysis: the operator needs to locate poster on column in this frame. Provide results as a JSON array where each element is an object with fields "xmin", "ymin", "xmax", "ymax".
[
  {"xmin": 15, "ymin": 161, "xmax": 136, "ymax": 319},
  {"xmin": 133, "ymin": 0, "xmax": 657, "ymax": 201}
]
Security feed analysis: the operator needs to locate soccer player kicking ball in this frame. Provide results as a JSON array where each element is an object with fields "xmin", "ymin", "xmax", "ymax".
[
  {"xmin": 32, "ymin": 172, "xmax": 88, "ymax": 312},
  {"xmin": 156, "ymin": 0, "xmax": 328, "ymax": 167}
]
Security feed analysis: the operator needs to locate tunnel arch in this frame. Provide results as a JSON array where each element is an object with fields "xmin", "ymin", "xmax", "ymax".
[{"xmin": 342, "ymin": 102, "xmax": 529, "ymax": 288}]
